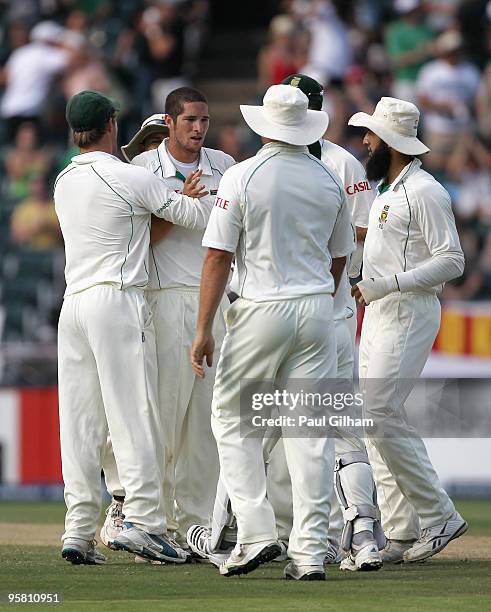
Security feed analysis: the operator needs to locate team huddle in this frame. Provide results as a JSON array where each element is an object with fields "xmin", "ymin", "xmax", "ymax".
[{"xmin": 54, "ymin": 74, "xmax": 468, "ymax": 581}]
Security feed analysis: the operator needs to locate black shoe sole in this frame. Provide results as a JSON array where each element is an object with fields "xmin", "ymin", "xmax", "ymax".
[
  {"xmin": 62, "ymin": 548, "xmax": 87, "ymax": 565},
  {"xmin": 222, "ymin": 543, "xmax": 282, "ymax": 577},
  {"xmin": 359, "ymin": 560, "xmax": 383, "ymax": 572},
  {"xmin": 285, "ymin": 572, "xmax": 326, "ymax": 581}
]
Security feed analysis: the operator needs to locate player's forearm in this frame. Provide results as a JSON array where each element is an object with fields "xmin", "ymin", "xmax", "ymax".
[
  {"xmin": 331, "ymin": 256, "xmax": 347, "ymax": 294},
  {"xmin": 356, "ymin": 251, "xmax": 465, "ymax": 303},
  {"xmin": 150, "ymin": 216, "xmax": 173, "ymax": 244},
  {"xmin": 197, "ymin": 248, "xmax": 234, "ymax": 333},
  {"xmin": 396, "ymin": 251, "xmax": 465, "ymax": 292}
]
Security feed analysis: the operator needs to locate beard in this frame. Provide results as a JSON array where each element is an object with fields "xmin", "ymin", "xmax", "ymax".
[{"xmin": 366, "ymin": 141, "xmax": 391, "ymax": 182}]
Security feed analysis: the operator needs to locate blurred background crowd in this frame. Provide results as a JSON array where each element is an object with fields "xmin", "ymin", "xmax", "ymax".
[{"xmin": 0, "ymin": 0, "xmax": 490, "ymax": 384}]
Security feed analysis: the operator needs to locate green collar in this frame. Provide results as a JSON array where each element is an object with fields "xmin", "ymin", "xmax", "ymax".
[
  {"xmin": 378, "ymin": 182, "xmax": 391, "ymax": 195},
  {"xmin": 175, "ymin": 170, "xmax": 186, "ymax": 182}
]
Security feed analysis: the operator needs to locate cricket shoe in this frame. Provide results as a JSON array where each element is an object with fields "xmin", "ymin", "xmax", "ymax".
[
  {"xmin": 284, "ymin": 562, "xmax": 325, "ymax": 581},
  {"xmin": 186, "ymin": 524, "xmax": 234, "ymax": 567},
  {"xmin": 340, "ymin": 531, "xmax": 382, "ymax": 572},
  {"xmin": 62, "ymin": 538, "xmax": 107, "ymax": 565},
  {"xmin": 113, "ymin": 522, "xmax": 190, "ymax": 564},
  {"xmin": 272, "ymin": 540, "xmax": 289, "ymax": 562},
  {"xmin": 324, "ymin": 543, "xmax": 342, "ymax": 565},
  {"xmin": 403, "ymin": 512, "xmax": 468, "ymax": 563},
  {"xmin": 380, "ymin": 539, "xmax": 416, "ymax": 564},
  {"xmin": 219, "ymin": 540, "xmax": 282, "ymax": 577},
  {"xmin": 134, "ymin": 555, "xmax": 165, "ymax": 565},
  {"xmin": 100, "ymin": 499, "xmax": 124, "ymax": 550}
]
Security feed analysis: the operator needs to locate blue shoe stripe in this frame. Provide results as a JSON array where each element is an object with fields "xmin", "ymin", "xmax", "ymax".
[{"xmin": 148, "ymin": 534, "xmax": 178, "ymax": 558}]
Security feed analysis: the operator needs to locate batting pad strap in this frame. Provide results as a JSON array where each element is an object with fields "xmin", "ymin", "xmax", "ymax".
[
  {"xmin": 335, "ymin": 450, "xmax": 369, "ymax": 472},
  {"xmin": 344, "ymin": 504, "xmax": 378, "ymax": 522}
]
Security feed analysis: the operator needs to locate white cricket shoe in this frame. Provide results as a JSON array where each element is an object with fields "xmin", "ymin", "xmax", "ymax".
[
  {"xmin": 284, "ymin": 562, "xmax": 325, "ymax": 581},
  {"xmin": 219, "ymin": 540, "xmax": 282, "ymax": 577},
  {"xmin": 186, "ymin": 525, "xmax": 233, "ymax": 567},
  {"xmin": 380, "ymin": 539, "xmax": 415, "ymax": 564},
  {"xmin": 113, "ymin": 522, "xmax": 190, "ymax": 564},
  {"xmin": 62, "ymin": 538, "xmax": 107, "ymax": 565},
  {"xmin": 324, "ymin": 543, "xmax": 342, "ymax": 565},
  {"xmin": 403, "ymin": 512, "xmax": 468, "ymax": 563},
  {"xmin": 100, "ymin": 499, "xmax": 124, "ymax": 550},
  {"xmin": 340, "ymin": 531, "xmax": 383, "ymax": 572}
]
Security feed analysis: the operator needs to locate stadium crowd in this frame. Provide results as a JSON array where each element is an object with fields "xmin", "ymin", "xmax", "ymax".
[{"xmin": 0, "ymin": 0, "xmax": 490, "ymax": 355}]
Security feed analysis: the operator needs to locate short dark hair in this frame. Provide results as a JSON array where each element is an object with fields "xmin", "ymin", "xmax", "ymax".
[{"xmin": 165, "ymin": 87, "xmax": 208, "ymax": 122}]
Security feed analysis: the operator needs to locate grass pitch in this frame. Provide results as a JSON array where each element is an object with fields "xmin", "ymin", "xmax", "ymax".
[{"xmin": 1, "ymin": 500, "xmax": 490, "ymax": 611}]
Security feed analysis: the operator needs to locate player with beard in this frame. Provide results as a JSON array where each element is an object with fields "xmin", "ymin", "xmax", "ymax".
[{"xmin": 348, "ymin": 97, "xmax": 468, "ymax": 564}]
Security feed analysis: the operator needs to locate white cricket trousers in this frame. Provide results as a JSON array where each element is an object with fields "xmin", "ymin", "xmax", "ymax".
[
  {"xmin": 359, "ymin": 291, "xmax": 456, "ymax": 539},
  {"xmin": 212, "ymin": 294, "xmax": 337, "ymax": 567},
  {"xmin": 58, "ymin": 284, "xmax": 166, "ymax": 541},
  {"xmin": 150, "ymin": 288, "xmax": 226, "ymax": 538},
  {"xmin": 266, "ymin": 310, "xmax": 367, "ymax": 545},
  {"xmin": 103, "ymin": 288, "xmax": 227, "ymax": 538}
]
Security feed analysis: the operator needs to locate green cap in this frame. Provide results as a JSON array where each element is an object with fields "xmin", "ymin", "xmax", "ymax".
[
  {"xmin": 282, "ymin": 74, "xmax": 324, "ymax": 110},
  {"xmin": 66, "ymin": 90, "xmax": 120, "ymax": 132}
]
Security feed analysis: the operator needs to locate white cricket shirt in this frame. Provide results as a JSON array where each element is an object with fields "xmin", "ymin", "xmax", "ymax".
[
  {"xmin": 54, "ymin": 151, "xmax": 210, "ymax": 296},
  {"xmin": 203, "ymin": 141, "xmax": 355, "ymax": 301},
  {"xmin": 132, "ymin": 139, "xmax": 235, "ymax": 289},
  {"xmin": 320, "ymin": 139, "xmax": 372, "ymax": 320},
  {"xmin": 363, "ymin": 158, "xmax": 464, "ymax": 293}
]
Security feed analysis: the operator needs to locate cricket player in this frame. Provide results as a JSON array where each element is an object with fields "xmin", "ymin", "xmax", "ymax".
[
  {"xmin": 191, "ymin": 84, "xmax": 355, "ymax": 580},
  {"xmin": 55, "ymin": 90, "xmax": 208, "ymax": 565},
  {"xmin": 100, "ymin": 87, "xmax": 235, "ymax": 550},
  {"xmin": 349, "ymin": 97, "xmax": 468, "ymax": 563},
  {"xmin": 121, "ymin": 113, "xmax": 169, "ymax": 161},
  {"xmin": 188, "ymin": 75, "xmax": 384, "ymax": 573}
]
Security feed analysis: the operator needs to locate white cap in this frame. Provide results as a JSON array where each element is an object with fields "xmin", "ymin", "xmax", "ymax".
[
  {"xmin": 121, "ymin": 114, "xmax": 168, "ymax": 162},
  {"xmin": 394, "ymin": 0, "xmax": 421, "ymax": 14},
  {"xmin": 240, "ymin": 84, "xmax": 328, "ymax": 146},
  {"xmin": 348, "ymin": 97, "xmax": 429, "ymax": 155},
  {"xmin": 30, "ymin": 21, "xmax": 64, "ymax": 44}
]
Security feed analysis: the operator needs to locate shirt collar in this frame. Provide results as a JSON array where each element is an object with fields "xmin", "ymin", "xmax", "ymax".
[
  {"xmin": 157, "ymin": 138, "xmax": 213, "ymax": 178},
  {"xmin": 71, "ymin": 151, "xmax": 120, "ymax": 165},
  {"xmin": 258, "ymin": 142, "xmax": 309, "ymax": 156},
  {"xmin": 380, "ymin": 158, "xmax": 422, "ymax": 193}
]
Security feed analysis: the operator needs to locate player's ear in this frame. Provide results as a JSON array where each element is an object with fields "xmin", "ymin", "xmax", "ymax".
[{"xmin": 164, "ymin": 114, "xmax": 174, "ymax": 131}]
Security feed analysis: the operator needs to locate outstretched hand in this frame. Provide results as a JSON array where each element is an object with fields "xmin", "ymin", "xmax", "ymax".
[{"xmin": 183, "ymin": 170, "xmax": 209, "ymax": 199}]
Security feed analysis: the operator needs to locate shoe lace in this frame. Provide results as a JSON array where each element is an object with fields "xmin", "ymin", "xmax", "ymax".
[{"xmin": 109, "ymin": 501, "xmax": 124, "ymax": 528}]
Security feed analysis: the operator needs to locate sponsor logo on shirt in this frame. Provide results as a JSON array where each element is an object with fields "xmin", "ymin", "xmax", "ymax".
[
  {"xmin": 346, "ymin": 180, "xmax": 372, "ymax": 195},
  {"xmin": 378, "ymin": 204, "xmax": 390, "ymax": 229},
  {"xmin": 214, "ymin": 196, "xmax": 229, "ymax": 210}
]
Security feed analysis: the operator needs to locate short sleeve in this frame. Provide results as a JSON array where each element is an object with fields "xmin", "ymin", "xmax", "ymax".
[
  {"xmin": 328, "ymin": 195, "xmax": 356, "ymax": 259},
  {"xmin": 202, "ymin": 167, "xmax": 242, "ymax": 253}
]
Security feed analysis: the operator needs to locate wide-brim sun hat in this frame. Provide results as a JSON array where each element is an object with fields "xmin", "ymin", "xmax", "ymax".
[
  {"xmin": 348, "ymin": 96, "xmax": 429, "ymax": 156},
  {"xmin": 240, "ymin": 84, "xmax": 328, "ymax": 146},
  {"xmin": 121, "ymin": 114, "xmax": 168, "ymax": 162}
]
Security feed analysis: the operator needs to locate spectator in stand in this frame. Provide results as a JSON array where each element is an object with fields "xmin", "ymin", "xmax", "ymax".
[
  {"xmin": 61, "ymin": 32, "xmax": 112, "ymax": 99},
  {"xmin": 10, "ymin": 175, "xmax": 61, "ymax": 251},
  {"xmin": 385, "ymin": 0, "xmax": 435, "ymax": 104},
  {"xmin": 475, "ymin": 18, "xmax": 491, "ymax": 143},
  {"xmin": 257, "ymin": 14, "xmax": 303, "ymax": 93},
  {"xmin": 416, "ymin": 29, "xmax": 480, "ymax": 170},
  {"xmin": 0, "ymin": 21, "xmax": 76, "ymax": 139},
  {"xmin": 0, "ymin": 20, "xmax": 30, "ymax": 65},
  {"xmin": 4, "ymin": 122, "xmax": 52, "ymax": 200},
  {"xmin": 300, "ymin": 0, "xmax": 353, "ymax": 86}
]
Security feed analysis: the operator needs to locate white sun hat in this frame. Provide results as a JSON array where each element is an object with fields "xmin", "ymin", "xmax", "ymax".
[
  {"xmin": 121, "ymin": 114, "xmax": 168, "ymax": 162},
  {"xmin": 348, "ymin": 97, "xmax": 429, "ymax": 155},
  {"xmin": 240, "ymin": 84, "xmax": 329, "ymax": 146}
]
